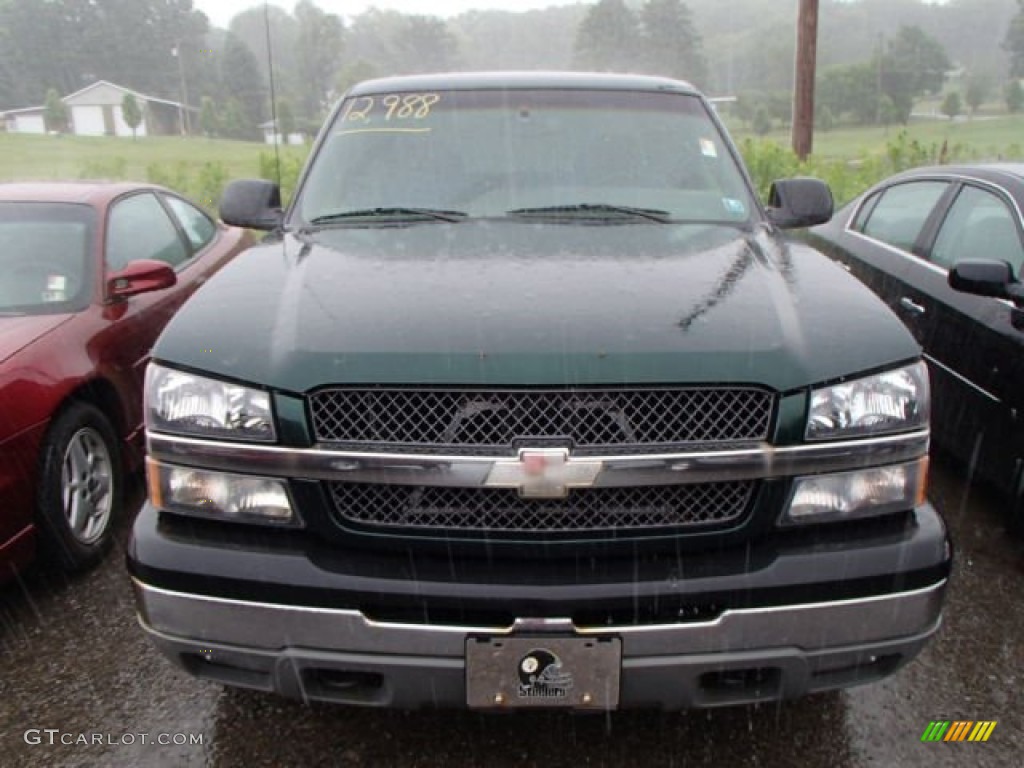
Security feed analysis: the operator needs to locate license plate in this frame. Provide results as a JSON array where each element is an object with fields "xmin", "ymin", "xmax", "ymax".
[{"xmin": 466, "ymin": 636, "xmax": 621, "ymax": 709}]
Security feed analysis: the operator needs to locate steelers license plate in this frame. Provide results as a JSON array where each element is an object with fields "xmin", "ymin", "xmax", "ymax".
[{"xmin": 466, "ymin": 636, "xmax": 621, "ymax": 709}]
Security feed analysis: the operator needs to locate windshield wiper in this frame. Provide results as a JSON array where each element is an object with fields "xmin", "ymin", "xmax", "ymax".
[
  {"xmin": 306, "ymin": 207, "xmax": 468, "ymax": 227},
  {"xmin": 506, "ymin": 204, "xmax": 672, "ymax": 223}
]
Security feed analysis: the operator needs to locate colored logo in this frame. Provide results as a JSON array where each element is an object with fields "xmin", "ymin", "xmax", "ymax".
[
  {"xmin": 921, "ymin": 721, "xmax": 997, "ymax": 742},
  {"xmin": 517, "ymin": 649, "xmax": 574, "ymax": 700}
]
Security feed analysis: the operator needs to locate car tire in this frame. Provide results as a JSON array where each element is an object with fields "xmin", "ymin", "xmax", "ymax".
[{"xmin": 36, "ymin": 402, "xmax": 122, "ymax": 572}]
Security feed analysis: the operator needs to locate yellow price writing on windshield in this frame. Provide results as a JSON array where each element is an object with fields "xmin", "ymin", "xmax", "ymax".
[{"xmin": 341, "ymin": 93, "xmax": 441, "ymax": 124}]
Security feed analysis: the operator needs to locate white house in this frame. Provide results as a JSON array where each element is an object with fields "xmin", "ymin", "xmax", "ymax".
[
  {"xmin": 2, "ymin": 80, "xmax": 195, "ymax": 137},
  {"xmin": 2, "ymin": 106, "xmax": 47, "ymax": 134},
  {"xmin": 62, "ymin": 80, "xmax": 194, "ymax": 137},
  {"xmin": 259, "ymin": 119, "xmax": 306, "ymax": 146}
]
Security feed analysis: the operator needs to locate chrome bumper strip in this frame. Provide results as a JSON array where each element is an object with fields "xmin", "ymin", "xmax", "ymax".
[
  {"xmin": 147, "ymin": 430, "xmax": 929, "ymax": 488},
  {"xmin": 133, "ymin": 578, "xmax": 945, "ymax": 658}
]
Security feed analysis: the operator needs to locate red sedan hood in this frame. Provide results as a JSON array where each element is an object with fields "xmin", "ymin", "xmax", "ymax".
[{"xmin": 0, "ymin": 313, "xmax": 74, "ymax": 364}]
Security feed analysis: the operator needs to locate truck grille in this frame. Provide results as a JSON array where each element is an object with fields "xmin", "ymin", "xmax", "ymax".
[
  {"xmin": 309, "ymin": 387, "xmax": 773, "ymax": 452},
  {"xmin": 327, "ymin": 481, "xmax": 755, "ymax": 533}
]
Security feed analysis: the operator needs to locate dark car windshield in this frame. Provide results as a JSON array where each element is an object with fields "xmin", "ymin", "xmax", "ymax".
[
  {"xmin": 296, "ymin": 88, "xmax": 756, "ymax": 227},
  {"xmin": 0, "ymin": 202, "xmax": 94, "ymax": 316}
]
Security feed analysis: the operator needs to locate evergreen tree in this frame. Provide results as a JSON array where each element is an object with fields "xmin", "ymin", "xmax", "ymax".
[
  {"xmin": 199, "ymin": 96, "xmax": 219, "ymax": 137},
  {"xmin": 294, "ymin": 0, "xmax": 343, "ymax": 119},
  {"xmin": 219, "ymin": 33, "xmax": 266, "ymax": 140},
  {"xmin": 638, "ymin": 0, "xmax": 707, "ymax": 86},
  {"xmin": 573, "ymin": 0, "xmax": 640, "ymax": 72},
  {"xmin": 1006, "ymin": 79, "xmax": 1024, "ymax": 113},
  {"xmin": 1004, "ymin": 0, "xmax": 1024, "ymax": 78}
]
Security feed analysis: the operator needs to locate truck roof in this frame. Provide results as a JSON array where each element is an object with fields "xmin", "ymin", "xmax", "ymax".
[{"xmin": 347, "ymin": 71, "xmax": 701, "ymax": 97}]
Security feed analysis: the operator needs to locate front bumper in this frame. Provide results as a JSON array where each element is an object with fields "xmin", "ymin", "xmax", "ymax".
[
  {"xmin": 129, "ymin": 501, "xmax": 950, "ymax": 710},
  {"xmin": 135, "ymin": 578, "xmax": 944, "ymax": 709}
]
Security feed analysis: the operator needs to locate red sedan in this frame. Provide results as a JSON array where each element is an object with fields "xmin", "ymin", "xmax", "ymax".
[{"xmin": 0, "ymin": 182, "xmax": 252, "ymax": 580}]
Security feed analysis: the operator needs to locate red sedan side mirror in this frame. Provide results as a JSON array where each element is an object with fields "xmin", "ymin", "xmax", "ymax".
[{"xmin": 107, "ymin": 259, "xmax": 177, "ymax": 299}]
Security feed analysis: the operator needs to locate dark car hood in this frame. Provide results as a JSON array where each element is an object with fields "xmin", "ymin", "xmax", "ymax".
[
  {"xmin": 0, "ymin": 313, "xmax": 74, "ymax": 365},
  {"xmin": 154, "ymin": 221, "xmax": 919, "ymax": 393}
]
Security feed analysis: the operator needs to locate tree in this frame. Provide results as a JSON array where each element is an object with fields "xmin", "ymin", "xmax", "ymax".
[
  {"xmin": 1007, "ymin": 79, "xmax": 1024, "ymax": 113},
  {"xmin": 881, "ymin": 26, "xmax": 952, "ymax": 124},
  {"xmin": 219, "ymin": 33, "xmax": 267, "ymax": 140},
  {"xmin": 940, "ymin": 90, "xmax": 962, "ymax": 120},
  {"xmin": 43, "ymin": 88, "xmax": 67, "ymax": 132},
  {"xmin": 121, "ymin": 92, "xmax": 142, "ymax": 140},
  {"xmin": 336, "ymin": 59, "xmax": 379, "ymax": 96},
  {"xmin": 1004, "ymin": 0, "xmax": 1024, "ymax": 78},
  {"xmin": 294, "ymin": 0, "xmax": 344, "ymax": 119},
  {"xmin": 390, "ymin": 16, "xmax": 461, "ymax": 74},
  {"xmin": 276, "ymin": 99, "xmax": 295, "ymax": 141},
  {"xmin": 220, "ymin": 97, "xmax": 248, "ymax": 140},
  {"xmin": 1, "ymin": 0, "xmax": 209, "ymax": 103},
  {"xmin": 964, "ymin": 74, "xmax": 991, "ymax": 116},
  {"xmin": 817, "ymin": 63, "xmax": 879, "ymax": 125},
  {"xmin": 199, "ymin": 96, "xmax": 220, "ymax": 137},
  {"xmin": 638, "ymin": 0, "xmax": 707, "ymax": 85},
  {"xmin": 573, "ymin": 0, "xmax": 640, "ymax": 72}
]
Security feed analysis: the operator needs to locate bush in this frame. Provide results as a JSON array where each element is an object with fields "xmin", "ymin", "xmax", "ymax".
[
  {"xmin": 77, "ymin": 156, "xmax": 127, "ymax": 180},
  {"xmin": 739, "ymin": 130, "xmax": 981, "ymax": 207},
  {"xmin": 146, "ymin": 160, "xmax": 231, "ymax": 212},
  {"xmin": 258, "ymin": 149, "xmax": 308, "ymax": 205}
]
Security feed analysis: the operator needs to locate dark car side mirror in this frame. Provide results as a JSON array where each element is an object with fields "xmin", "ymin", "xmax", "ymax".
[
  {"xmin": 949, "ymin": 259, "xmax": 1024, "ymax": 306},
  {"xmin": 107, "ymin": 259, "xmax": 176, "ymax": 300},
  {"xmin": 766, "ymin": 178, "xmax": 834, "ymax": 230},
  {"xmin": 219, "ymin": 179, "xmax": 283, "ymax": 231}
]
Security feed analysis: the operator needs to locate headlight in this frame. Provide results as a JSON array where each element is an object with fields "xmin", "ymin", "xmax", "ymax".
[
  {"xmin": 147, "ymin": 459, "xmax": 296, "ymax": 525},
  {"xmin": 146, "ymin": 364, "xmax": 275, "ymax": 441},
  {"xmin": 780, "ymin": 459, "xmax": 928, "ymax": 526},
  {"xmin": 806, "ymin": 362, "xmax": 929, "ymax": 441}
]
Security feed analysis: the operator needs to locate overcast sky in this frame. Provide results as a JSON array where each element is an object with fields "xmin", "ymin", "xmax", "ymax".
[{"xmin": 193, "ymin": 0, "xmax": 584, "ymax": 28}]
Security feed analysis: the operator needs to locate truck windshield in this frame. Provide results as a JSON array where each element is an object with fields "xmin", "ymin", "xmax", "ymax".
[{"xmin": 296, "ymin": 88, "xmax": 756, "ymax": 227}]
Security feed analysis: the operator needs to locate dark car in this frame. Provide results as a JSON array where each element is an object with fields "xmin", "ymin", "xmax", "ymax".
[
  {"xmin": 0, "ymin": 182, "xmax": 251, "ymax": 580},
  {"xmin": 128, "ymin": 73, "xmax": 949, "ymax": 711},
  {"xmin": 806, "ymin": 165, "xmax": 1024, "ymax": 518}
]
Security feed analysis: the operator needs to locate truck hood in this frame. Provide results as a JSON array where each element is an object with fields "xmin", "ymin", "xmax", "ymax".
[{"xmin": 154, "ymin": 221, "xmax": 919, "ymax": 393}]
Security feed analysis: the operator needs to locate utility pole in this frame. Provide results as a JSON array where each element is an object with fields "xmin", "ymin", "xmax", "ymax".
[
  {"xmin": 172, "ymin": 43, "xmax": 191, "ymax": 136},
  {"xmin": 792, "ymin": 0, "xmax": 819, "ymax": 160}
]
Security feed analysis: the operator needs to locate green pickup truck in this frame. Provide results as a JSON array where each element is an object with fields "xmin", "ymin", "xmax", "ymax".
[{"xmin": 128, "ymin": 72, "xmax": 950, "ymax": 710}]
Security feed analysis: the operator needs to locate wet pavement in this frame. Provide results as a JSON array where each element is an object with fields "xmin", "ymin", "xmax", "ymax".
[{"xmin": 2, "ymin": 458, "xmax": 1021, "ymax": 767}]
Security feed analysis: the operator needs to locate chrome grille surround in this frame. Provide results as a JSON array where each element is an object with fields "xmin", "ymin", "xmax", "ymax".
[{"xmin": 309, "ymin": 387, "xmax": 775, "ymax": 453}]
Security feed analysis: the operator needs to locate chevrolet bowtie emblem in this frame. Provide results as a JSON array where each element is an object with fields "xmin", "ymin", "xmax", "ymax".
[{"xmin": 484, "ymin": 448, "xmax": 603, "ymax": 498}]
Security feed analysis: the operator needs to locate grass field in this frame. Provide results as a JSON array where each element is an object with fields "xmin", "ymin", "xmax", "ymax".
[
  {"xmin": 734, "ymin": 113, "xmax": 1024, "ymax": 160},
  {"xmin": 0, "ymin": 133, "xmax": 304, "ymax": 182},
  {"xmin": 1, "ymin": 113, "xmax": 1022, "ymax": 208}
]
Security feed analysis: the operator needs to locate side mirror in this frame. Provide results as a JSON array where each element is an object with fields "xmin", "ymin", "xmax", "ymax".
[
  {"xmin": 107, "ymin": 259, "xmax": 176, "ymax": 299},
  {"xmin": 766, "ymin": 178, "xmax": 834, "ymax": 230},
  {"xmin": 949, "ymin": 259, "xmax": 1024, "ymax": 305},
  {"xmin": 219, "ymin": 179, "xmax": 283, "ymax": 231}
]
